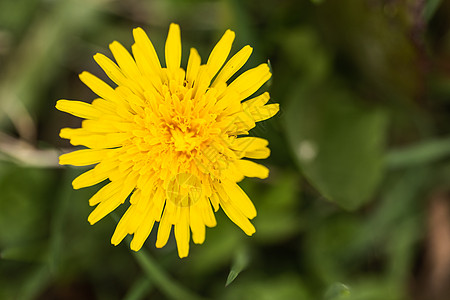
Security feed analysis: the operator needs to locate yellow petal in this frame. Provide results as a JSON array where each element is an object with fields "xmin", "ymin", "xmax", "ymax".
[
  {"xmin": 95, "ymin": 53, "xmax": 144, "ymax": 97},
  {"xmin": 129, "ymin": 191, "xmax": 154, "ymax": 234},
  {"xmin": 230, "ymin": 137, "xmax": 268, "ymax": 152},
  {"xmin": 230, "ymin": 136, "xmax": 271, "ymax": 159},
  {"xmin": 88, "ymin": 172, "xmax": 138, "ymax": 225},
  {"xmin": 243, "ymin": 147, "xmax": 270, "ymax": 159},
  {"xmin": 206, "ymin": 29, "xmax": 235, "ymax": 79},
  {"xmin": 220, "ymin": 200, "xmax": 255, "ymax": 236},
  {"xmin": 212, "ymin": 45, "xmax": 252, "ymax": 86},
  {"xmin": 72, "ymin": 168, "xmax": 103, "ymax": 189},
  {"xmin": 69, "ymin": 132, "xmax": 131, "ymax": 149},
  {"xmin": 236, "ymin": 160, "xmax": 269, "ymax": 179},
  {"xmin": 91, "ymin": 98, "xmax": 117, "ymax": 114},
  {"xmin": 189, "ymin": 205, "xmax": 206, "ymax": 244},
  {"xmin": 132, "ymin": 27, "xmax": 162, "ymax": 77},
  {"xmin": 226, "ymin": 111, "xmax": 256, "ymax": 133},
  {"xmin": 59, "ymin": 148, "xmax": 109, "ymax": 166},
  {"xmin": 149, "ymin": 187, "xmax": 166, "ymax": 222},
  {"xmin": 131, "ymin": 44, "xmax": 153, "ymax": 77},
  {"xmin": 115, "ymin": 86, "xmax": 146, "ymax": 108},
  {"xmin": 227, "ymin": 63, "xmax": 271, "ymax": 101},
  {"xmin": 79, "ymin": 71, "xmax": 120, "ymax": 103},
  {"xmin": 56, "ymin": 100, "xmax": 101, "ymax": 119},
  {"xmin": 81, "ymin": 119, "xmax": 117, "ymax": 133},
  {"xmin": 111, "ymin": 203, "xmax": 137, "ymax": 246},
  {"xmin": 209, "ymin": 192, "xmax": 220, "ymax": 212},
  {"xmin": 155, "ymin": 201, "xmax": 174, "ymax": 248},
  {"xmin": 59, "ymin": 128, "xmax": 87, "ymax": 140},
  {"xmin": 186, "ymin": 48, "xmax": 201, "ymax": 88},
  {"xmin": 72, "ymin": 161, "xmax": 116, "ymax": 189},
  {"xmin": 165, "ymin": 23, "xmax": 181, "ymax": 72},
  {"xmin": 242, "ymin": 92, "xmax": 270, "ymax": 110},
  {"xmin": 129, "ymin": 195, "xmax": 156, "ymax": 251},
  {"xmin": 221, "ymin": 180, "xmax": 257, "ymax": 219},
  {"xmin": 109, "ymin": 41, "xmax": 141, "ymax": 79},
  {"xmin": 94, "ymin": 53, "xmax": 127, "ymax": 86},
  {"xmin": 199, "ymin": 197, "xmax": 217, "ymax": 227},
  {"xmin": 131, "ymin": 45, "xmax": 163, "ymax": 91},
  {"xmin": 249, "ymin": 103, "xmax": 280, "ymax": 122},
  {"xmin": 111, "ymin": 205, "xmax": 136, "ymax": 248},
  {"xmin": 214, "ymin": 89, "xmax": 241, "ymax": 115},
  {"xmin": 88, "ymin": 191, "xmax": 128, "ymax": 225},
  {"xmin": 174, "ymin": 207, "xmax": 190, "ymax": 258},
  {"xmin": 88, "ymin": 179, "xmax": 124, "ymax": 206},
  {"xmin": 220, "ymin": 161, "xmax": 245, "ymax": 183},
  {"xmin": 130, "ymin": 218, "xmax": 156, "ymax": 251},
  {"xmin": 193, "ymin": 66, "xmax": 212, "ymax": 98}
]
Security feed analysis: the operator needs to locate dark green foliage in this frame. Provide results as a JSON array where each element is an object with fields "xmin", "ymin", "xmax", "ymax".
[{"xmin": 0, "ymin": 0, "xmax": 448, "ymax": 299}]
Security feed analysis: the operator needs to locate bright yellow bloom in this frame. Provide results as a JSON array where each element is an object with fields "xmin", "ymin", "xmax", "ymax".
[{"xmin": 56, "ymin": 23, "xmax": 279, "ymax": 258}]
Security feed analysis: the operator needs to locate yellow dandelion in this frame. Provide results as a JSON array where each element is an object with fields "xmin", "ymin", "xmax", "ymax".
[{"xmin": 56, "ymin": 23, "xmax": 279, "ymax": 258}]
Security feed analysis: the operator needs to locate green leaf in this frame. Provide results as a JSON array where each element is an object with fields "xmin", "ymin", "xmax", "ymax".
[
  {"xmin": 305, "ymin": 214, "xmax": 362, "ymax": 283},
  {"xmin": 254, "ymin": 174, "xmax": 304, "ymax": 243},
  {"xmin": 225, "ymin": 246, "xmax": 250, "ymax": 286},
  {"xmin": 338, "ymin": 278, "xmax": 402, "ymax": 300},
  {"xmin": 0, "ymin": 242, "xmax": 47, "ymax": 263},
  {"xmin": 14, "ymin": 266, "xmax": 51, "ymax": 300},
  {"xmin": 285, "ymin": 82, "xmax": 388, "ymax": 210},
  {"xmin": 386, "ymin": 137, "xmax": 450, "ymax": 169},
  {"xmin": 424, "ymin": 0, "xmax": 443, "ymax": 21},
  {"xmin": 281, "ymin": 27, "xmax": 331, "ymax": 84},
  {"xmin": 324, "ymin": 283, "xmax": 351, "ymax": 300},
  {"xmin": 223, "ymin": 274, "xmax": 311, "ymax": 300}
]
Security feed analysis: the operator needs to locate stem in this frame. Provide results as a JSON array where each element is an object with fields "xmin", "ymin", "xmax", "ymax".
[{"xmin": 133, "ymin": 250, "xmax": 204, "ymax": 300}]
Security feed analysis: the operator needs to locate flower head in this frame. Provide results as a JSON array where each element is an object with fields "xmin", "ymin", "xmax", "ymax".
[{"xmin": 56, "ymin": 23, "xmax": 279, "ymax": 258}]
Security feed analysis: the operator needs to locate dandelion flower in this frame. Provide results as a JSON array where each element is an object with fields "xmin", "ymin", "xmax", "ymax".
[{"xmin": 56, "ymin": 23, "xmax": 279, "ymax": 258}]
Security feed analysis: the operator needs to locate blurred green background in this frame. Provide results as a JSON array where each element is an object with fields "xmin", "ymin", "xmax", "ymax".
[{"xmin": 1, "ymin": 0, "xmax": 450, "ymax": 299}]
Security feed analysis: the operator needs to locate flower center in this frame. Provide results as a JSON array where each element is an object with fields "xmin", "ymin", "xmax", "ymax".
[
  {"xmin": 153, "ymin": 81, "xmax": 220, "ymax": 156},
  {"xmin": 131, "ymin": 70, "xmax": 234, "ymax": 180},
  {"xmin": 170, "ymin": 127, "xmax": 199, "ymax": 152}
]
